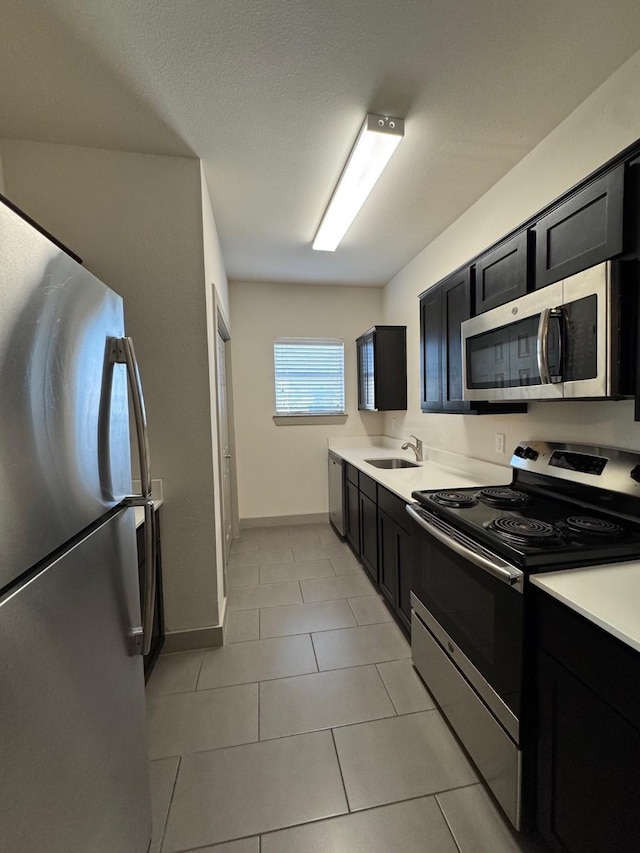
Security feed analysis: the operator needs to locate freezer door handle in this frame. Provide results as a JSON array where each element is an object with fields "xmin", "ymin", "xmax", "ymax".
[
  {"xmin": 111, "ymin": 337, "xmax": 156, "ymax": 656},
  {"xmin": 112, "ymin": 337, "xmax": 152, "ymax": 498}
]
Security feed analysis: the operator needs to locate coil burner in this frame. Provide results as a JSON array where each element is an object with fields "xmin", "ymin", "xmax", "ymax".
[
  {"xmin": 429, "ymin": 491, "xmax": 478, "ymax": 509},
  {"xmin": 485, "ymin": 516, "xmax": 561, "ymax": 547},
  {"xmin": 476, "ymin": 487, "xmax": 531, "ymax": 509},
  {"xmin": 560, "ymin": 515, "xmax": 627, "ymax": 542}
]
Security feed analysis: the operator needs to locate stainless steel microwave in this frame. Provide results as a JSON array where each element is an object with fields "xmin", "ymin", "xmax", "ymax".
[{"xmin": 461, "ymin": 261, "xmax": 625, "ymax": 402}]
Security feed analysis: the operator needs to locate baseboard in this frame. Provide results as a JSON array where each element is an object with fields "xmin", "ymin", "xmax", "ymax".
[
  {"xmin": 240, "ymin": 512, "xmax": 329, "ymax": 529},
  {"xmin": 163, "ymin": 623, "xmax": 225, "ymax": 653}
]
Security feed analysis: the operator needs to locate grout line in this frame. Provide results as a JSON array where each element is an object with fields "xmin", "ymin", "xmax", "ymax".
[
  {"xmin": 344, "ymin": 597, "xmax": 359, "ymax": 625},
  {"xmin": 193, "ymin": 650, "xmax": 207, "ymax": 691},
  {"xmin": 149, "ymin": 655, "xmax": 413, "ymax": 699},
  {"xmin": 158, "ymin": 754, "xmax": 181, "ymax": 853},
  {"xmin": 179, "ymin": 786, "xmax": 469, "ymax": 853},
  {"xmin": 375, "ymin": 663, "xmax": 400, "ymax": 715},
  {"xmin": 434, "ymin": 792, "xmax": 464, "ymax": 853},
  {"xmin": 152, "ymin": 708, "xmax": 436, "ymax": 762},
  {"xmin": 257, "ymin": 679, "xmax": 261, "ymax": 741},
  {"xmin": 330, "ymin": 728, "xmax": 351, "ymax": 813},
  {"xmin": 309, "ymin": 632, "xmax": 320, "ymax": 672}
]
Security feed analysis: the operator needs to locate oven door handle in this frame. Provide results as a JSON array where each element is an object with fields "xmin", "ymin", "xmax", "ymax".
[{"xmin": 406, "ymin": 505, "xmax": 524, "ymax": 591}]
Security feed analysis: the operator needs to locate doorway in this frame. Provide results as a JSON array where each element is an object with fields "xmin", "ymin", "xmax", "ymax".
[{"xmin": 216, "ymin": 314, "xmax": 233, "ymax": 592}]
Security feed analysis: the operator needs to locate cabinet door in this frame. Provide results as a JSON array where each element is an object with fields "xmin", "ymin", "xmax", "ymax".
[
  {"xmin": 475, "ymin": 231, "xmax": 530, "ymax": 314},
  {"xmin": 396, "ymin": 525, "xmax": 413, "ymax": 633},
  {"xmin": 377, "ymin": 509, "xmax": 398, "ymax": 607},
  {"xmin": 420, "ymin": 285, "xmax": 443, "ymax": 412},
  {"xmin": 441, "ymin": 268, "xmax": 472, "ymax": 411},
  {"xmin": 345, "ymin": 479, "xmax": 360, "ymax": 554},
  {"xmin": 535, "ymin": 164, "xmax": 625, "ymax": 289},
  {"xmin": 359, "ymin": 492, "xmax": 378, "ymax": 583},
  {"xmin": 537, "ymin": 649, "xmax": 640, "ymax": 853},
  {"xmin": 357, "ymin": 333, "xmax": 375, "ymax": 411},
  {"xmin": 372, "ymin": 326, "xmax": 407, "ymax": 411}
]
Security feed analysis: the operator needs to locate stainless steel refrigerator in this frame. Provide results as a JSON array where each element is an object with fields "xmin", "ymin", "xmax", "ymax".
[{"xmin": 0, "ymin": 199, "xmax": 155, "ymax": 852}]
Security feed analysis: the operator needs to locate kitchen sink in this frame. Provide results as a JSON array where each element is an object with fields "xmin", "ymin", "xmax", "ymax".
[{"xmin": 364, "ymin": 458, "xmax": 421, "ymax": 469}]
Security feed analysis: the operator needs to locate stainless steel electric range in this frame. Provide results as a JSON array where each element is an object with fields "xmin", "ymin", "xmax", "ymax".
[{"xmin": 406, "ymin": 441, "xmax": 640, "ymax": 831}]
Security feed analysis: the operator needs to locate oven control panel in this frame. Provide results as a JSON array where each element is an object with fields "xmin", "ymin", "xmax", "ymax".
[{"xmin": 511, "ymin": 440, "xmax": 640, "ymax": 497}]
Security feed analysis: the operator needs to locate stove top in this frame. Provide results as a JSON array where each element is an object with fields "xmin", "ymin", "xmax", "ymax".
[{"xmin": 411, "ymin": 441, "xmax": 640, "ymax": 572}]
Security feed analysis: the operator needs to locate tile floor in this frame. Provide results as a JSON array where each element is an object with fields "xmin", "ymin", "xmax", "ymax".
[{"xmin": 146, "ymin": 522, "xmax": 549, "ymax": 853}]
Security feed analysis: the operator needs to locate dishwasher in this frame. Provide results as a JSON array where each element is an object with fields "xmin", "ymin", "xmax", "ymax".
[{"xmin": 328, "ymin": 451, "xmax": 346, "ymax": 536}]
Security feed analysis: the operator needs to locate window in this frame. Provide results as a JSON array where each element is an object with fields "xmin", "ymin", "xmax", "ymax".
[{"xmin": 274, "ymin": 337, "xmax": 345, "ymax": 416}]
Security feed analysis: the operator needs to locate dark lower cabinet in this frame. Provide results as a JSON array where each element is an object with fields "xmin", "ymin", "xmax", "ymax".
[
  {"xmin": 535, "ymin": 588, "xmax": 640, "ymax": 853},
  {"xmin": 359, "ymin": 491, "xmax": 378, "ymax": 583},
  {"xmin": 377, "ymin": 487, "xmax": 413, "ymax": 634},
  {"xmin": 337, "ymin": 457, "xmax": 412, "ymax": 635},
  {"xmin": 378, "ymin": 509, "xmax": 398, "ymax": 605},
  {"xmin": 136, "ymin": 508, "xmax": 164, "ymax": 682},
  {"xmin": 345, "ymin": 479, "xmax": 360, "ymax": 553},
  {"xmin": 396, "ymin": 526, "xmax": 412, "ymax": 630}
]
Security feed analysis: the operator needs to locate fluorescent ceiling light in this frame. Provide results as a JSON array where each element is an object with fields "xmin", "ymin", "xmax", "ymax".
[{"xmin": 312, "ymin": 113, "xmax": 405, "ymax": 252}]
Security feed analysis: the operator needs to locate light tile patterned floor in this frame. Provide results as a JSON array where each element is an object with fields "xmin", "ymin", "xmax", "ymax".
[{"xmin": 147, "ymin": 522, "xmax": 549, "ymax": 853}]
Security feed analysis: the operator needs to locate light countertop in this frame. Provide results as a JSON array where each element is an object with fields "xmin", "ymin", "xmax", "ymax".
[
  {"xmin": 328, "ymin": 437, "xmax": 510, "ymax": 503},
  {"xmin": 531, "ymin": 563, "xmax": 640, "ymax": 654},
  {"xmin": 330, "ymin": 438, "xmax": 640, "ymax": 655}
]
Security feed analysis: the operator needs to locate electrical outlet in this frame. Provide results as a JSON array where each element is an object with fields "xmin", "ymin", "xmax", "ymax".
[
  {"xmin": 391, "ymin": 418, "xmax": 398, "ymax": 434},
  {"xmin": 495, "ymin": 433, "xmax": 505, "ymax": 454}
]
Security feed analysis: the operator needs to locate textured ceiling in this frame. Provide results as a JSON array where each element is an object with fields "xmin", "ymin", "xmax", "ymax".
[{"xmin": 2, "ymin": 1, "xmax": 640, "ymax": 285}]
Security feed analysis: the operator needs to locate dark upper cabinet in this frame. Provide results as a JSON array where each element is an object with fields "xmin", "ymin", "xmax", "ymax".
[
  {"xmin": 441, "ymin": 269, "xmax": 471, "ymax": 410},
  {"xmin": 535, "ymin": 164, "xmax": 625, "ymax": 289},
  {"xmin": 356, "ymin": 326, "xmax": 407, "ymax": 411},
  {"xmin": 421, "ymin": 271, "xmax": 468, "ymax": 413},
  {"xmin": 535, "ymin": 589, "xmax": 640, "ymax": 852},
  {"xmin": 419, "ymin": 285, "xmax": 442, "ymax": 410},
  {"xmin": 420, "ymin": 270, "xmax": 527, "ymax": 415},
  {"xmin": 475, "ymin": 231, "xmax": 531, "ymax": 314}
]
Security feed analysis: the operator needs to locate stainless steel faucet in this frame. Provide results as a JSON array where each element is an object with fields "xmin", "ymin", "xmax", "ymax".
[{"xmin": 401, "ymin": 434, "xmax": 423, "ymax": 462}]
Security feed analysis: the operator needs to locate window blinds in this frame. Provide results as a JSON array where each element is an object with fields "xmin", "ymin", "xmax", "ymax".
[{"xmin": 274, "ymin": 337, "xmax": 345, "ymax": 415}]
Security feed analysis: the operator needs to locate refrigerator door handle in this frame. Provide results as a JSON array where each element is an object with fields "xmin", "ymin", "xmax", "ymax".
[
  {"xmin": 111, "ymin": 337, "xmax": 156, "ymax": 656},
  {"xmin": 112, "ymin": 337, "xmax": 152, "ymax": 499}
]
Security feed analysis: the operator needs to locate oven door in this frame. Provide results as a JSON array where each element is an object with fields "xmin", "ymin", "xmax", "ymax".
[
  {"xmin": 462, "ymin": 280, "xmax": 564, "ymax": 401},
  {"xmin": 407, "ymin": 505, "xmax": 524, "ymax": 741}
]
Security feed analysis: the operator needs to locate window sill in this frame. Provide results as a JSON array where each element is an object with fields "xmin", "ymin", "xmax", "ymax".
[{"xmin": 273, "ymin": 414, "xmax": 348, "ymax": 426}]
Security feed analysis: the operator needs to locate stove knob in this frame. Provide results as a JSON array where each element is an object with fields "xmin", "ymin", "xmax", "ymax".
[
  {"xmin": 630, "ymin": 465, "xmax": 640, "ymax": 483},
  {"xmin": 514, "ymin": 444, "xmax": 538, "ymax": 460}
]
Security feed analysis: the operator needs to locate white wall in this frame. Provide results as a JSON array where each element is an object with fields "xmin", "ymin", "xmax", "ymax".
[
  {"xmin": 383, "ymin": 48, "xmax": 640, "ymax": 462},
  {"xmin": 200, "ymin": 163, "xmax": 231, "ymax": 613},
  {"xmin": 0, "ymin": 140, "xmax": 5, "ymax": 194},
  {"xmin": 1, "ymin": 139, "xmax": 224, "ymax": 635},
  {"xmin": 230, "ymin": 280, "xmax": 385, "ymax": 520}
]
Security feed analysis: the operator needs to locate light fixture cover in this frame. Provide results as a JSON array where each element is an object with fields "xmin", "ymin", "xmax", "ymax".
[{"xmin": 312, "ymin": 113, "xmax": 404, "ymax": 252}]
